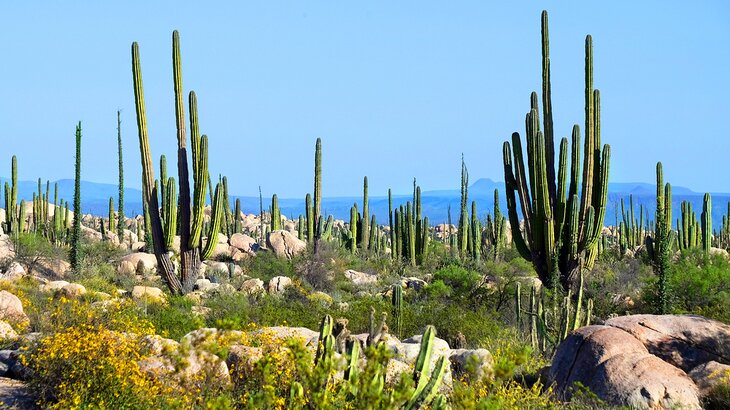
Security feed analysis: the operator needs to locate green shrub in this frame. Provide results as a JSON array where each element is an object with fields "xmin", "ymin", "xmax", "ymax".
[{"xmin": 143, "ymin": 296, "xmax": 204, "ymax": 340}]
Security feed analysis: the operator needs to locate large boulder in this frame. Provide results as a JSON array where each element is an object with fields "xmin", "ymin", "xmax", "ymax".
[
  {"xmin": 119, "ymin": 253, "xmax": 158, "ymax": 274},
  {"xmin": 267, "ymin": 276, "xmax": 292, "ymax": 295},
  {"xmin": 549, "ymin": 314, "xmax": 730, "ymax": 409},
  {"xmin": 266, "ymin": 230, "xmax": 306, "ymax": 259},
  {"xmin": 0, "ymin": 321, "xmax": 18, "ymax": 341},
  {"xmin": 240, "ymin": 278, "xmax": 265, "ymax": 295},
  {"xmin": 229, "ymin": 233, "xmax": 258, "ymax": 256},
  {"xmin": 131, "ymin": 286, "xmax": 166, "ymax": 304},
  {"xmin": 0, "ymin": 291, "xmax": 27, "ymax": 325},
  {"xmin": 1, "ymin": 262, "xmax": 25, "ymax": 279}
]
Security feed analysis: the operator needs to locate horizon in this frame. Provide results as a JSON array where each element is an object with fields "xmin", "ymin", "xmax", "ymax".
[{"xmin": 1, "ymin": 2, "xmax": 729, "ymax": 198}]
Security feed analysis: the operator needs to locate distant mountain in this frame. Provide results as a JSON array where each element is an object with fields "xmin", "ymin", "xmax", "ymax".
[{"xmin": 1, "ymin": 177, "xmax": 727, "ymax": 229}]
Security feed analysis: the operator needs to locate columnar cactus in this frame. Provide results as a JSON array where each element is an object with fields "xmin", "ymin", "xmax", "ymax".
[
  {"xmin": 391, "ymin": 284, "xmax": 403, "ymax": 339},
  {"xmin": 404, "ymin": 325, "xmax": 447, "ymax": 410},
  {"xmin": 470, "ymin": 201, "xmax": 481, "ymax": 262},
  {"xmin": 108, "ymin": 196, "xmax": 116, "ymax": 234},
  {"xmin": 270, "ymin": 194, "xmax": 281, "ymax": 231},
  {"xmin": 70, "ymin": 122, "xmax": 83, "ymax": 271},
  {"xmin": 502, "ymin": 11, "xmax": 610, "ymax": 290},
  {"xmin": 647, "ymin": 162, "xmax": 672, "ymax": 314},
  {"xmin": 701, "ymin": 193, "xmax": 712, "ymax": 253},
  {"xmin": 305, "ymin": 193, "xmax": 313, "ymax": 242},
  {"xmin": 361, "ymin": 176, "xmax": 369, "ymax": 251},
  {"xmin": 233, "ymin": 198, "xmax": 241, "ymax": 234},
  {"xmin": 313, "ymin": 138, "xmax": 323, "ymax": 253},
  {"xmin": 117, "ymin": 110, "xmax": 125, "ymax": 239},
  {"xmin": 486, "ymin": 189, "xmax": 506, "ymax": 261},
  {"xmin": 458, "ymin": 157, "xmax": 469, "ymax": 258},
  {"xmin": 132, "ymin": 31, "xmax": 226, "ymax": 295}
]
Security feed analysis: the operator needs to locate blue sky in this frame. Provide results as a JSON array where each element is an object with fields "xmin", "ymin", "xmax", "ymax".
[{"xmin": 0, "ymin": 2, "xmax": 728, "ymax": 199}]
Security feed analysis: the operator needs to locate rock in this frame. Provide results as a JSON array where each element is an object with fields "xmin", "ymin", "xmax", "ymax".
[
  {"xmin": 32, "ymin": 258, "xmax": 71, "ymax": 277},
  {"xmin": 131, "ymin": 286, "xmax": 166, "ymax": 304},
  {"xmin": 550, "ymin": 325, "xmax": 702, "ymax": 409},
  {"xmin": 131, "ymin": 242, "xmax": 146, "ymax": 252},
  {"xmin": 240, "ymin": 278, "xmax": 265, "ymax": 295},
  {"xmin": 1, "ymin": 262, "xmax": 25, "ymax": 279},
  {"xmin": 0, "ymin": 377, "xmax": 38, "ymax": 409},
  {"xmin": 117, "ymin": 260, "xmax": 136, "ymax": 275},
  {"xmin": 344, "ymin": 269, "xmax": 378, "ymax": 286},
  {"xmin": 266, "ymin": 230, "xmax": 306, "ymax": 259},
  {"xmin": 709, "ymin": 247, "xmax": 729, "ymax": 259},
  {"xmin": 251, "ymin": 326, "xmax": 319, "ymax": 345},
  {"xmin": 229, "ymin": 233, "xmax": 258, "ymax": 255},
  {"xmin": 191, "ymin": 306, "xmax": 212, "ymax": 318},
  {"xmin": 267, "ymin": 276, "xmax": 292, "ymax": 295},
  {"xmin": 195, "ymin": 279, "xmax": 219, "ymax": 293},
  {"xmin": 385, "ymin": 359, "xmax": 412, "ymax": 385},
  {"xmin": 0, "ymin": 291, "xmax": 26, "ymax": 324},
  {"xmin": 226, "ymin": 345, "xmax": 263, "ymax": 374},
  {"xmin": 449, "ymin": 349, "xmax": 493, "ymax": 380},
  {"xmin": 603, "ymin": 314, "xmax": 730, "ymax": 372},
  {"xmin": 60, "ymin": 283, "xmax": 87, "ymax": 298},
  {"xmin": 119, "ymin": 253, "xmax": 157, "ymax": 274},
  {"xmin": 205, "ymin": 261, "xmax": 230, "ymax": 278},
  {"xmin": 40, "ymin": 280, "xmax": 69, "ymax": 292},
  {"xmin": 398, "ymin": 334, "xmax": 451, "ymax": 365},
  {"xmin": 0, "ymin": 321, "xmax": 18, "ymax": 341},
  {"xmin": 688, "ymin": 361, "xmax": 730, "ymax": 395}
]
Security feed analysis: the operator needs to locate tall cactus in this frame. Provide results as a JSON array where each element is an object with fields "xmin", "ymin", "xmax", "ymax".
[
  {"xmin": 305, "ymin": 193, "xmax": 314, "ymax": 242},
  {"xmin": 108, "ymin": 196, "xmax": 116, "ymax": 234},
  {"xmin": 117, "ymin": 110, "xmax": 125, "ymax": 239},
  {"xmin": 271, "ymin": 194, "xmax": 281, "ymax": 231},
  {"xmin": 233, "ymin": 198, "xmax": 241, "ymax": 234},
  {"xmin": 647, "ymin": 162, "xmax": 672, "ymax": 314},
  {"xmin": 70, "ymin": 122, "xmax": 83, "ymax": 271},
  {"xmin": 701, "ymin": 193, "xmax": 712, "ymax": 253},
  {"xmin": 502, "ymin": 11, "xmax": 610, "ymax": 290},
  {"xmin": 458, "ymin": 156, "xmax": 469, "ymax": 258},
  {"xmin": 313, "ymin": 138, "xmax": 323, "ymax": 253},
  {"xmin": 361, "ymin": 176, "xmax": 370, "ymax": 251},
  {"xmin": 132, "ymin": 31, "xmax": 226, "ymax": 295},
  {"xmin": 486, "ymin": 189, "xmax": 506, "ymax": 261}
]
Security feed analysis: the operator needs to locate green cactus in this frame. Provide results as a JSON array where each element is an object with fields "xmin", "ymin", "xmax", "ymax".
[
  {"xmin": 18, "ymin": 200, "xmax": 26, "ymax": 233},
  {"xmin": 305, "ymin": 193, "xmax": 314, "ymax": 242},
  {"xmin": 404, "ymin": 325, "xmax": 447, "ymax": 410},
  {"xmin": 647, "ymin": 162, "xmax": 672, "ymax": 314},
  {"xmin": 117, "ymin": 110, "xmax": 125, "ymax": 239},
  {"xmin": 297, "ymin": 215, "xmax": 305, "ymax": 241},
  {"xmin": 486, "ymin": 189, "xmax": 506, "ymax": 261},
  {"xmin": 701, "ymin": 193, "xmax": 712, "ymax": 253},
  {"xmin": 502, "ymin": 10, "xmax": 610, "ymax": 290},
  {"xmin": 458, "ymin": 156, "xmax": 469, "ymax": 259},
  {"xmin": 131, "ymin": 31, "xmax": 228, "ymax": 295},
  {"xmin": 361, "ymin": 176, "xmax": 369, "ymax": 251},
  {"xmin": 349, "ymin": 204, "xmax": 358, "ymax": 253},
  {"xmin": 313, "ymin": 138, "xmax": 323, "ymax": 253},
  {"xmin": 108, "ymin": 196, "xmax": 116, "ymax": 234},
  {"xmin": 233, "ymin": 198, "xmax": 241, "ymax": 234},
  {"xmin": 392, "ymin": 284, "xmax": 403, "ymax": 339},
  {"xmin": 271, "ymin": 194, "xmax": 281, "ymax": 231},
  {"xmin": 70, "ymin": 122, "xmax": 82, "ymax": 272},
  {"xmin": 163, "ymin": 178, "xmax": 177, "ymax": 251},
  {"xmin": 470, "ymin": 200, "xmax": 481, "ymax": 262}
]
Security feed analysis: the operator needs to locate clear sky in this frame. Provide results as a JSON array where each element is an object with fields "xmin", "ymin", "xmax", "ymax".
[{"xmin": 1, "ymin": 1, "xmax": 728, "ymax": 199}]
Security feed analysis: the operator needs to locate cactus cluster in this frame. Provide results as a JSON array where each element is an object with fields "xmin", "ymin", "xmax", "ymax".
[
  {"xmin": 619, "ymin": 195, "xmax": 646, "ymax": 254},
  {"xmin": 646, "ymin": 162, "xmax": 672, "ymax": 314},
  {"xmin": 132, "ymin": 31, "xmax": 226, "ymax": 295},
  {"xmin": 502, "ymin": 10, "xmax": 610, "ymax": 290},
  {"xmin": 485, "ymin": 189, "xmax": 507, "ymax": 261},
  {"xmin": 390, "ymin": 181, "xmax": 429, "ymax": 265}
]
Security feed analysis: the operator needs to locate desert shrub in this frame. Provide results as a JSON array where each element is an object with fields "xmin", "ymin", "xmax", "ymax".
[
  {"xmin": 22, "ymin": 324, "xmax": 182, "ymax": 409},
  {"xmin": 241, "ymin": 250, "xmax": 296, "ymax": 282},
  {"xmin": 204, "ymin": 292, "xmax": 251, "ymax": 330},
  {"xmin": 587, "ymin": 255, "xmax": 651, "ymax": 319},
  {"xmin": 432, "ymin": 264, "xmax": 481, "ymax": 297},
  {"xmin": 144, "ymin": 296, "xmax": 204, "ymax": 340},
  {"xmin": 11, "ymin": 232, "xmax": 64, "ymax": 276}
]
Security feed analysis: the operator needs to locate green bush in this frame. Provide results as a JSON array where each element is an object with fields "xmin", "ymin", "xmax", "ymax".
[{"xmin": 144, "ymin": 296, "xmax": 204, "ymax": 340}]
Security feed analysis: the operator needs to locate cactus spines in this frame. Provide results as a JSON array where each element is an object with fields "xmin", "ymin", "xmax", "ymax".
[
  {"xmin": 70, "ymin": 122, "xmax": 82, "ymax": 271},
  {"xmin": 502, "ymin": 11, "xmax": 610, "ymax": 290}
]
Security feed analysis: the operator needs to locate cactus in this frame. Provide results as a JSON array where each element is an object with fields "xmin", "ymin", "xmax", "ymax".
[
  {"xmin": 117, "ymin": 110, "xmax": 125, "ymax": 239},
  {"xmin": 18, "ymin": 200, "xmax": 26, "ymax": 233},
  {"xmin": 486, "ymin": 189, "xmax": 506, "ymax": 261},
  {"xmin": 404, "ymin": 325, "xmax": 447, "ymax": 410},
  {"xmin": 297, "ymin": 215, "xmax": 305, "ymax": 241},
  {"xmin": 108, "ymin": 196, "xmax": 116, "ymax": 234},
  {"xmin": 392, "ymin": 284, "xmax": 403, "ymax": 339},
  {"xmin": 271, "ymin": 194, "xmax": 281, "ymax": 231},
  {"xmin": 701, "ymin": 193, "xmax": 712, "ymax": 253},
  {"xmin": 305, "ymin": 193, "xmax": 314, "ymax": 242},
  {"xmin": 163, "ymin": 178, "xmax": 177, "ymax": 251},
  {"xmin": 646, "ymin": 162, "xmax": 672, "ymax": 314},
  {"xmin": 313, "ymin": 138, "xmax": 323, "ymax": 253},
  {"xmin": 233, "ymin": 198, "xmax": 241, "ymax": 234},
  {"xmin": 470, "ymin": 201, "xmax": 481, "ymax": 262},
  {"xmin": 502, "ymin": 11, "xmax": 610, "ymax": 290},
  {"xmin": 222, "ymin": 176, "xmax": 233, "ymax": 236},
  {"xmin": 349, "ymin": 204, "xmax": 358, "ymax": 253},
  {"xmin": 70, "ymin": 122, "xmax": 82, "ymax": 272},
  {"xmin": 131, "ymin": 31, "xmax": 228, "ymax": 295},
  {"xmin": 458, "ymin": 156, "xmax": 469, "ymax": 258},
  {"xmin": 361, "ymin": 176, "xmax": 369, "ymax": 251}
]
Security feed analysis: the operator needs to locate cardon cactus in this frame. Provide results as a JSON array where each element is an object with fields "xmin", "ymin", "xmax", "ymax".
[
  {"xmin": 502, "ymin": 10, "xmax": 610, "ymax": 290},
  {"xmin": 132, "ymin": 31, "xmax": 225, "ymax": 295}
]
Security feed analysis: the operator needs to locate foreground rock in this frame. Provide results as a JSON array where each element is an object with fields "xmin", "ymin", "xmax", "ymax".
[
  {"xmin": 0, "ymin": 377, "xmax": 38, "ymax": 409},
  {"xmin": 550, "ymin": 314, "xmax": 730, "ymax": 409},
  {"xmin": 0, "ymin": 291, "xmax": 28, "ymax": 325}
]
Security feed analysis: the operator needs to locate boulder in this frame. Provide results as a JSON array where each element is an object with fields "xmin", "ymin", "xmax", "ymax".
[
  {"xmin": 229, "ymin": 233, "xmax": 258, "ymax": 255},
  {"xmin": 131, "ymin": 286, "xmax": 166, "ymax": 304},
  {"xmin": 119, "ymin": 253, "xmax": 157, "ymax": 274},
  {"xmin": 195, "ymin": 279, "xmax": 219, "ymax": 293},
  {"xmin": 550, "ymin": 324, "xmax": 702, "ymax": 409},
  {"xmin": 449, "ymin": 349, "xmax": 493, "ymax": 380},
  {"xmin": 267, "ymin": 276, "xmax": 292, "ymax": 295},
  {"xmin": 0, "ymin": 321, "xmax": 17, "ymax": 341},
  {"xmin": 266, "ymin": 230, "xmax": 306, "ymax": 259},
  {"xmin": 0, "ymin": 291, "xmax": 26, "ymax": 327},
  {"xmin": 688, "ymin": 361, "xmax": 730, "ymax": 395},
  {"xmin": 344, "ymin": 269, "xmax": 378, "ymax": 286},
  {"xmin": 1, "ymin": 262, "xmax": 25, "ymax": 279},
  {"xmin": 40, "ymin": 281, "xmax": 70, "ymax": 292},
  {"xmin": 32, "ymin": 258, "xmax": 71, "ymax": 277},
  {"xmin": 402, "ymin": 277, "xmax": 427, "ymax": 291},
  {"xmin": 60, "ymin": 283, "xmax": 87, "ymax": 298}
]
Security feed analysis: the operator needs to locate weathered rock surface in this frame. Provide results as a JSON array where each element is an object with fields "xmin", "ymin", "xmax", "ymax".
[
  {"xmin": 550, "ymin": 314, "xmax": 730, "ymax": 409},
  {"xmin": 266, "ymin": 230, "xmax": 306, "ymax": 259},
  {"xmin": 0, "ymin": 291, "xmax": 27, "ymax": 324},
  {"xmin": 344, "ymin": 269, "xmax": 377, "ymax": 286},
  {"xmin": 267, "ymin": 276, "xmax": 292, "ymax": 295},
  {"xmin": 131, "ymin": 286, "xmax": 166, "ymax": 304},
  {"xmin": 119, "ymin": 253, "xmax": 157, "ymax": 274}
]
